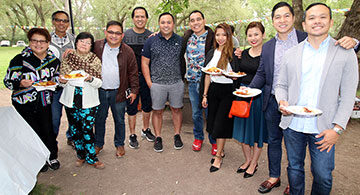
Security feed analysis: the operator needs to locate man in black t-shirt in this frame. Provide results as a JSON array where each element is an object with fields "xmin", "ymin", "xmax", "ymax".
[{"xmin": 123, "ymin": 7, "xmax": 155, "ymax": 149}]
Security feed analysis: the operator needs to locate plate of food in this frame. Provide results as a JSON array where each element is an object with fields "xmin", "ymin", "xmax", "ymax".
[
  {"xmin": 63, "ymin": 73, "xmax": 86, "ymax": 81},
  {"xmin": 233, "ymin": 87, "xmax": 262, "ymax": 98},
  {"xmin": 201, "ymin": 67, "xmax": 223, "ymax": 75},
  {"xmin": 222, "ymin": 71, "xmax": 246, "ymax": 78},
  {"xmin": 33, "ymin": 81, "xmax": 58, "ymax": 91},
  {"xmin": 284, "ymin": 106, "xmax": 323, "ymax": 116}
]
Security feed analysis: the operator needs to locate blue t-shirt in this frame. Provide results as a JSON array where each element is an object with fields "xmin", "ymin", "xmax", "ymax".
[{"xmin": 142, "ymin": 33, "xmax": 183, "ymax": 85}]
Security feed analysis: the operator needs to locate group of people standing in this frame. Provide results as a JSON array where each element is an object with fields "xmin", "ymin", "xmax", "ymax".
[{"xmin": 3, "ymin": 1, "xmax": 359, "ymax": 195}]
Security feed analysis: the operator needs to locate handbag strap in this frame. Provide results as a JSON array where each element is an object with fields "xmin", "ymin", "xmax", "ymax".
[{"xmin": 249, "ymin": 97, "xmax": 254, "ymax": 106}]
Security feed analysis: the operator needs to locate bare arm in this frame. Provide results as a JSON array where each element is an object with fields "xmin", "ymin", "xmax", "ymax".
[
  {"xmin": 201, "ymin": 74, "xmax": 211, "ymax": 108},
  {"xmin": 141, "ymin": 56, "xmax": 152, "ymax": 88}
]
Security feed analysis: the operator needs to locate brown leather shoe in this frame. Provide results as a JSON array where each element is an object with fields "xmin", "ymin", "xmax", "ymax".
[
  {"xmin": 75, "ymin": 159, "xmax": 85, "ymax": 167},
  {"xmin": 258, "ymin": 178, "xmax": 281, "ymax": 193},
  {"xmin": 95, "ymin": 146, "xmax": 103, "ymax": 155},
  {"xmin": 90, "ymin": 161, "xmax": 105, "ymax": 169},
  {"xmin": 283, "ymin": 185, "xmax": 290, "ymax": 195},
  {"xmin": 116, "ymin": 146, "xmax": 125, "ymax": 158}
]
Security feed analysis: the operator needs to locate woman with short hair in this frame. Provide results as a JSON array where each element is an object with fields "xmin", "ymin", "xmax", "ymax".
[
  {"xmin": 59, "ymin": 32, "xmax": 104, "ymax": 169},
  {"xmin": 4, "ymin": 28, "xmax": 61, "ymax": 172}
]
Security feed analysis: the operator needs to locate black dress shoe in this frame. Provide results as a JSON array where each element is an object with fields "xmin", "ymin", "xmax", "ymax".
[
  {"xmin": 243, "ymin": 165, "xmax": 258, "ymax": 178},
  {"xmin": 210, "ymin": 165, "xmax": 220, "ymax": 172},
  {"xmin": 210, "ymin": 153, "xmax": 225, "ymax": 164},
  {"xmin": 209, "ymin": 155, "xmax": 222, "ymax": 173},
  {"xmin": 40, "ymin": 164, "xmax": 48, "ymax": 172},
  {"xmin": 236, "ymin": 164, "xmax": 250, "ymax": 173},
  {"xmin": 258, "ymin": 178, "xmax": 281, "ymax": 193}
]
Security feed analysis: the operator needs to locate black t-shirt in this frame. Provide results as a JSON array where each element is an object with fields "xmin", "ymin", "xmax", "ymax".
[
  {"xmin": 123, "ymin": 28, "xmax": 152, "ymax": 73},
  {"xmin": 239, "ymin": 48, "xmax": 260, "ymax": 85}
]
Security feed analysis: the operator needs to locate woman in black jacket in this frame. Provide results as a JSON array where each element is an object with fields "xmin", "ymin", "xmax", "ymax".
[{"xmin": 4, "ymin": 28, "xmax": 61, "ymax": 172}]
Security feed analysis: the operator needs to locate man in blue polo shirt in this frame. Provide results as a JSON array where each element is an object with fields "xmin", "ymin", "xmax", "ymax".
[{"xmin": 141, "ymin": 12, "xmax": 184, "ymax": 153}]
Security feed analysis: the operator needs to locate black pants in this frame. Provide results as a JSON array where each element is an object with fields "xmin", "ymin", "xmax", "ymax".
[
  {"xmin": 206, "ymin": 82, "xmax": 234, "ymax": 139},
  {"xmin": 13, "ymin": 103, "xmax": 58, "ymax": 160}
]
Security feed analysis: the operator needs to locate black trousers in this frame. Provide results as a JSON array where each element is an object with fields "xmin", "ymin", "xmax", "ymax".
[
  {"xmin": 206, "ymin": 82, "xmax": 234, "ymax": 139},
  {"xmin": 13, "ymin": 103, "xmax": 58, "ymax": 160}
]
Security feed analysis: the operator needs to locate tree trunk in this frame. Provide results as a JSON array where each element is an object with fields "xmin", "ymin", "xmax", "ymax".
[
  {"xmin": 336, "ymin": 0, "xmax": 360, "ymax": 41},
  {"xmin": 336, "ymin": 0, "xmax": 360, "ymax": 89},
  {"xmin": 292, "ymin": 0, "xmax": 303, "ymax": 31}
]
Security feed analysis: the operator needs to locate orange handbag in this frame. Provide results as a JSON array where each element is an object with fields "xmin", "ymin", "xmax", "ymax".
[{"xmin": 228, "ymin": 97, "xmax": 253, "ymax": 118}]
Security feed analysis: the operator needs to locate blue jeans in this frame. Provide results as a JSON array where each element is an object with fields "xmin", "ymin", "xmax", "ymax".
[
  {"xmin": 95, "ymin": 89, "xmax": 126, "ymax": 147},
  {"xmin": 284, "ymin": 128, "xmax": 334, "ymax": 195},
  {"xmin": 52, "ymin": 88, "xmax": 71, "ymax": 139},
  {"xmin": 188, "ymin": 82, "xmax": 216, "ymax": 144},
  {"xmin": 264, "ymin": 95, "xmax": 283, "ymax": 178}
]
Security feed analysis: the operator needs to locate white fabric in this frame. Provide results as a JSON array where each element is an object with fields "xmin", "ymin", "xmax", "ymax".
[
  {"xmin": 60, "ymin": 70, "xmax": 102, "ymax": 109},
  {"xmin": 0, "ymin": 106, "xmax": 50, "ymax": 195}
]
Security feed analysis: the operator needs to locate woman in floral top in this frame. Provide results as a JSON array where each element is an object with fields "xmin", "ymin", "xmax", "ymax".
[{"xmin": 59, "ymin": 32, "xmax": 104, "ymax": 169}]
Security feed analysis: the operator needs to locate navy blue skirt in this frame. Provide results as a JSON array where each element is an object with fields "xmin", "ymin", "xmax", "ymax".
[{"xmin": 232, "ymin": 86, "xmax": 268, "ymax": 147}]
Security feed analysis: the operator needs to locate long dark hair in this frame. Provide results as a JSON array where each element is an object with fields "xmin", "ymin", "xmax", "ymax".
[{"xmin": 214, "ymin": 23, "xmax": 233, "ymax": 70}]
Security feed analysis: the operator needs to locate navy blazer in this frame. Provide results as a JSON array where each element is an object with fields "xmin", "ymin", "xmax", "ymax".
[{"xmin": 249, "ymin": 30, "xmax": 307, "ymax": 111}]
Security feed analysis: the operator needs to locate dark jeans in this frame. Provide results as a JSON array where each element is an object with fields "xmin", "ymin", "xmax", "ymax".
[
  {"xmin": 14, "ymin": 103, "xmax": 58, "ymax": 160},
  {"xmin": 52, "ymin": 88, "xmax": 71, "ymax": 139},
  {"xmin": 95, "ymin": 89, "xmax": 126, "ymax": 147},
  {"xmin": 264, "ymin": 95, "xmax": 283, "ymax": 178},
  {"xmin": 284, "ymin": 128, "xmax": 334, "ymax": 195}
]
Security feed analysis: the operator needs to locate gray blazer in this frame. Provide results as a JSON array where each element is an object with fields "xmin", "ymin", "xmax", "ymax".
[{"xmin": 275, "ymin": 37, "xmax": 358, "ymax": 132}]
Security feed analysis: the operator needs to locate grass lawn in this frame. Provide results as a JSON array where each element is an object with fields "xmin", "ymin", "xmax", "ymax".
[
  {"xmin": 0, "ymin": 47, "xmax": 23, "ymax": 89},
  {"xmin": 29, "ymin": 183, "xmax": 60, "ymax": 195}
]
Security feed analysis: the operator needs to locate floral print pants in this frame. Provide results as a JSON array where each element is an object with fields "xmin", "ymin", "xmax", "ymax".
[{"xmin": 65, "ymin": 87, "xmax": 98, "ymax": 164}]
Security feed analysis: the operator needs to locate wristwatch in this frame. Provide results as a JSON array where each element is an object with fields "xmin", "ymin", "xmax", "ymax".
[{"xmin": 333, "ymin": 126, "xmax": 344, "ymax": 135}]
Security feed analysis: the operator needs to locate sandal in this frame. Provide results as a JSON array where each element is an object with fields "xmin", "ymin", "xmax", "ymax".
[
  {"xmin": 89, "ymin": 161, "xmax": 105, "ymax": 169},
  {"xmin": 75, "ymin": 159, "xmax": 85, "ymax": 167}
]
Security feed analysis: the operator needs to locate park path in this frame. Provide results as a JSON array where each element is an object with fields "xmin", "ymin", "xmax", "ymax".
[{"xmin": 1, "ymin": 88, "xmax": 359, "ymax": 194}]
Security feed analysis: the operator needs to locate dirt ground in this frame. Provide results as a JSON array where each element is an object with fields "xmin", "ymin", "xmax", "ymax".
[{"xmin": 1, "ymin": 88, "xmax": 360, "ymax": 195}]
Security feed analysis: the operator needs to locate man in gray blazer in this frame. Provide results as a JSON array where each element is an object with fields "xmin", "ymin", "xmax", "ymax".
[{"xmin": 275, "ymin": 3, "xmax": 358, "ymax": 195}]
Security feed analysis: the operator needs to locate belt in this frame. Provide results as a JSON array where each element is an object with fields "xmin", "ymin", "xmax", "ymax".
[{"xmin": 100, "ymin": 88, "xmax": 117, "ymax": 91}]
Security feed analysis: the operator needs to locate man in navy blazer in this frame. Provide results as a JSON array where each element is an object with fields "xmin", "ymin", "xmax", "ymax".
[{"xmin": 249, "ymin": 2, "xmax": 359, "ymax": 194}]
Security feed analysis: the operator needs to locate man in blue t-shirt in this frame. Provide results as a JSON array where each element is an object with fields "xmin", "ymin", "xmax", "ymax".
[
  {"xmin": 141, "ymin": 12, "xmax": 184, "ymax": 153},
  {"xmin": 123, "ymin": 7, "xmax": 155, "ymax": 149}
]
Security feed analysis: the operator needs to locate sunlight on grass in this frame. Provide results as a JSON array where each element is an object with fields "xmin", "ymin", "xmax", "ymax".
[
  {"xmin": 0, "ymin": 47, "xmax": 23, "ymax": 89},
  {"xmin": 29, "ymin": 183, "xmax": 60, "ymax": 195}
]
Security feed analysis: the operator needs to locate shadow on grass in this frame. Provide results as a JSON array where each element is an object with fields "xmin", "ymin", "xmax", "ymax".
[{"xmin": 29, "ymin": 183, "xmax": 60, "ymax": 195}]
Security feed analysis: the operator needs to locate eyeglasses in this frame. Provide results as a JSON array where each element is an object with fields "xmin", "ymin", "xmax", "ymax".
[
  {"xmin": 107, "ymin": 30, "xmax": 122, "ymax": 36},
  {"xmin": 79, "ymin": 40, "xmax": 92, "ymax": 45},
  {"xmin": 30, "ymin": 39, "xmax": 48, "ymax": 44},
  {"xmin": 54, "ymin": 18, "xmax": 70, "ymax": 23}
]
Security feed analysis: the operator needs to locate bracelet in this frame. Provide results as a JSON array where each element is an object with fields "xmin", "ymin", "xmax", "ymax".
[{"xmin": 203, "ymin": 94, "xmax": 207, "ymax": 97}]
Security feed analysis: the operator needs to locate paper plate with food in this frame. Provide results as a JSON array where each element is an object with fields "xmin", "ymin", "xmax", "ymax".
[
  {"xmin": 222, "ymin": 70, "xmax": 246, "ymax": 78},
  {"xmin": 233, "ymin": 87, "xmax": 262, "ymax": 98},
  {"xmin": 33, "ymin": 81, "xmax": 58, "ymax": 91},
  {"xmin": 284, "ymin": 106, "xmax": 323, "ymax": 116},
  {"xmin": 62, "ymin": 73, "xmax": 86, "ymax": 81},
  {"xmin": 201, "ymin": 67, "xmax": 223, "ymax": 75}
]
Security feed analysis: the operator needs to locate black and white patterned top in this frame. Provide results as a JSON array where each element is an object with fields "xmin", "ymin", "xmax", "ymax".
[{"xmin": 142, "ymin": 33, "xmax": 183, "ymax": 85}]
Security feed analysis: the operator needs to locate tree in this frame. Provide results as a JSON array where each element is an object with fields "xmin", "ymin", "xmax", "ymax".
[
  {"xmin": 292, "ymin": 0, "xmax": 303, "ymax": 31},
  {"xmin": 336, "ymin": 0, "xmax": 360, "ymax": 41}
]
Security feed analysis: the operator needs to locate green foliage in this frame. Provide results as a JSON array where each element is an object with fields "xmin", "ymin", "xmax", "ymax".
[
  {"xmin": 0, "ymin": 0, "xmax": 356, "ymax": 44},
  {"xmin": 29, "ymin": 183, "xmax": 60, "ymax": 195},
  {"xmin": 155, "ymin": 0, "xmax": 190, "ymax": 15},
  {"xmin": 0, "ymin": 47, "xmax": 23, "ymax": 89}
]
